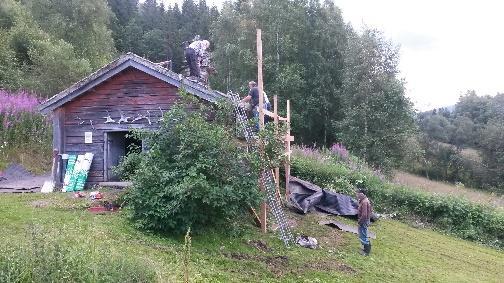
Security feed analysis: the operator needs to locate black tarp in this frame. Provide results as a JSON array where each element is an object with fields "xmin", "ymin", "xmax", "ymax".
[{"xmin": 288, "ymin": 177, "xmax": 359, "ymax": 216}]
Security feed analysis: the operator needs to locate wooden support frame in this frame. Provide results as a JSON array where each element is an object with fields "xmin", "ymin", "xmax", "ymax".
[{"xmin": 255, "ymin": 29, "xmax": 295, "ymax": 233}]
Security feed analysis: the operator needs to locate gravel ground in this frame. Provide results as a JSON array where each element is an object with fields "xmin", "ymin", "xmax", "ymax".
[{"xmin": 0, "ymin": 163, "xmax": 50, "ymax": 193}]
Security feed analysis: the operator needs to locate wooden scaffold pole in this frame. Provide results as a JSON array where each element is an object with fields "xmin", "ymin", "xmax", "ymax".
[
  {"xmin": 274, "ymin": 95, "xmax": 281, "ymax": 201},
  {"xmin": 257, "ymin": 29, "xmax": 267, "ymax": 233},
  {"xmin": 285, "ymin": 100, "xmax": 292, "ymax": 200}
]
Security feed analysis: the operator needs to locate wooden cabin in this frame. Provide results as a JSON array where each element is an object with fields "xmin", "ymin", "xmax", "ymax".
[{"xmin": 39, "ymin": 53, "xmax": 228, "ymax": 186}]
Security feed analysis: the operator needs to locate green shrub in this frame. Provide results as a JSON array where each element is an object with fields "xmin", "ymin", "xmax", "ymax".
[
  {"xmin": 291, "ymin": 147, "xmax": 504, "ymax": 248},
  {"xmin": 118, "ymin": 98, "xmax": 262, "ymax": 234}
]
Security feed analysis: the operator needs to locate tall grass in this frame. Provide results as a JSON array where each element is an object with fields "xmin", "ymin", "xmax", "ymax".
[
  {"xmin": 0, "ymin": 225, "xmax": 157, "ymax": 282},
  {"xmin": 0, "ymin": 90, "xmax": 51, "ymax": 172}
]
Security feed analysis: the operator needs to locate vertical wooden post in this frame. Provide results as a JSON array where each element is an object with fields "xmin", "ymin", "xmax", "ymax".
[
  {"xmin": 285, "ymin": 100, "xmax": 291, "ymax": 200},
  {"xmin": 257, "ymin": 29, "xmax": 267, "ymax": 233},
  {"xmin": 52, "ymin": 108, "xmax": 64, "ymax": 188},
  {"xmin": 257, "ymin": 29, "xmax": 265, "ymax": 129},
  {"xmin": 52, "ymin": 149, "xmax": 61, "ymax": 187},
  {"xmin": 273, "ymin": 95, "xmax": 281, "ymax": 200}
]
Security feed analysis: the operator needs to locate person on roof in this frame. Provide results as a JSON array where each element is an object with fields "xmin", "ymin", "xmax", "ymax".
[
  {"xmin": 241, "ymin": 81, "xmax": 271, "ymax": 130},
  {"xmin": 185, "ymin": 39, "xmax": 210, "ymax": 79},
  {"xmin": 356, "ymin": 188, "xmax": 373, "ymax": 256}
]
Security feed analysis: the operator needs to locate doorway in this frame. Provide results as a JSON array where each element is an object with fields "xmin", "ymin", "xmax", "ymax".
[{"xmin": 104, "ymin": 131, "xmax": 142, "ymax": 181}]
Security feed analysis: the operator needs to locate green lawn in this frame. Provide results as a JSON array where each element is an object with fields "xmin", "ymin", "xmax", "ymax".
[{"xmin": 1, "ymin": 193, "xmax": 502, "ymax": 282}]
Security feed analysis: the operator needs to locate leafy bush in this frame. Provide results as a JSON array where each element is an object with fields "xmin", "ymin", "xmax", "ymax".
[
  {"xmin": 117, "ymin": 98, "xmax": 262, "ymax": 234},
  {"xmin": 0, "ymin": 226, "xmax": 156, "ymax": 282},
  {"xmin": 291, "ymin": 146, "xmax": 504, "ymax": 248}
]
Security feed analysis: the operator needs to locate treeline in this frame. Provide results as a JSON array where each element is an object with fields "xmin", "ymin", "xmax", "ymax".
[
  {"xmin": 408, "ymin": 91, "xmax": 504, "ymax": 193},
  {"xmin": 0, "ymin": 0, "xmax": 217, "ymax": 96},
  {"xmin": 0, "ymin": 0, "xmax": 414, "ymax": 172}
]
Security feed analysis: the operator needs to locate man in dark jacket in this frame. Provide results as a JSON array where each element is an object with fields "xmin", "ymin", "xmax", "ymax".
[
  {"xmin": 240, "ymin": 81, "xmax": 271, "ymax": 130},
  {"xmin": 357, "ymin": 188, "xmax": 372, "ymax": 256}
]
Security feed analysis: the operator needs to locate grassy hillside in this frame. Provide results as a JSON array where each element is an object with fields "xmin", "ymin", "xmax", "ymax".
[
  {"xmin": 1, "ymin": 193, "xmax": 503, "ymax": 282},
  {"xmin": 394, "ymin": 170, "xmax": 504, "ymax": 209}
]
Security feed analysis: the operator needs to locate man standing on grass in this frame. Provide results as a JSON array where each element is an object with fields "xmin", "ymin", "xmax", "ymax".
[{"xmin": 357, "ymin": 188, "xmax": 372, "ymax": 256}]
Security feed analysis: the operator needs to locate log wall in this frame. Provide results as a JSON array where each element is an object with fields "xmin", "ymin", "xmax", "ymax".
[{"xmin": 60, "ymin": 67, "xmax": 180, "ymax": 183}]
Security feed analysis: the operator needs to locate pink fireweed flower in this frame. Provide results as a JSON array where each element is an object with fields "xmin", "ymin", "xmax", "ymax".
[
  {"xmin": 0, "ymin": 90, "xmax": 40, "ymax": 115},
  {"xmin": 330, "ymin": 143, "xmax": 349, "ymax": 160}
]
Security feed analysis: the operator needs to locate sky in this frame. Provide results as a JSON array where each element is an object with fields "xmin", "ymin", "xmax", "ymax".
[{"xmin": 160, "ymin": 0, "xmax": 504, "ymax": 111}]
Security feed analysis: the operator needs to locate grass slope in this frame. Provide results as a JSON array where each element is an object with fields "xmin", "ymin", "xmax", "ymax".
[
  {"xmin": 1, "ymin": 193, "xmax": 503, "ymax": 282},
  {"xmin": 394, "ymin": 170, "xmax": 504, "ymax": 209}
]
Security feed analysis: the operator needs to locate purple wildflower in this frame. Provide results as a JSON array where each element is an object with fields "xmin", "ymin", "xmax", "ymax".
[
  {"xmin": 330, "ymin": 143, "xmax": 349, "ymax": 160},
  {"xmin": 0, "ymin": 89, "xmax": 40, "ymax": 115}
]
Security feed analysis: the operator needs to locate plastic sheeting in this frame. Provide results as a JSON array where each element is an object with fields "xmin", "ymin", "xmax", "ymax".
[{"xmin": 288, "ymin": 177, "xmax": 359, "ymax": 216}]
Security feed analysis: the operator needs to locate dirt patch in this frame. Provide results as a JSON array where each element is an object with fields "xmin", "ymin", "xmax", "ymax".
[
  {"xmin": 318, "ymin": 231, "xmax": 345, "ymax": 249},
  {"xmin": 30, "ymin": 200, "xmax": 52, "ymax": 208},
  {"xmin": 224, "ymin": 250, "xmax": 356, "ymax": 277},
  {"xmin": 226, "ymin": 252, "xmax": 290, "ymax": 276},
  {"xmin": 303, "ymin": 260, "xmax": 356, "ymax": 274},
  {"xmin": 247, "ymin": 239, "xmax": 272, "ymax": 253}
]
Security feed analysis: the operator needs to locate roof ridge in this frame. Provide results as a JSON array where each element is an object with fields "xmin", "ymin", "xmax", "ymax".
[{"xmin": 39, "ymin": 53, "xmax": 229, "ymax": 113}]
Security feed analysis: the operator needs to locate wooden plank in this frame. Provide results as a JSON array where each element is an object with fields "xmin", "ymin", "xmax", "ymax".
[
  {"xmin": 67, "ymin": 95, "xmax": 178, "ymax": 108},
  {"xmin": 103, "ymin": 132, "xmax": 109, "ymax": 181},
  {"xmin": 257, "ymin": 29, "xmax": 267, "ymax": 234},
  {"xmin": 273, "ymin": 95, "xmax": 280, "ymax": 200},
  {"xmin": 87, "ymin": 176, "xmax": 105, "ymax": 182},
  {"xmin": 52, "ymin": 108, "xmax": 65, "ymax": 154},
  {"xmin": 52, "ymin": 108, "xmax": 65, "ymax": 187},
  {"xmin": 66, "ymin": 136, "xmax": 104, "ymax": 144},
  {"xmin": 285, "ymin": 100, "xmax": 291, "ymax": 200},
  {"xmin": 51, "ymin": 149, "xmax": 60, "ymax": 187},
  {"xmin": 65, "ymin": 143, "xmax": 104, "ymax": 154},
  {"xmin": 98, "ymin": 181, "xmax": 132, "ymax": 188},
  {"xmin": 88, "ymin": 170, "xmax": 104, "ymax": 177},
  {"xmin": 66, "ymin": 104, "xmax": 173, "ymax": 114}
]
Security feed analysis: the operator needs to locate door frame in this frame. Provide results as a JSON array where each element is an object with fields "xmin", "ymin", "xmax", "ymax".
[
  {"xmin": 103, "ymin": 130, "xmax": 144, "ymax": 181},
  {"xmin": 103, "ymin": 130, "xmax": 126, "ymax": 182}
]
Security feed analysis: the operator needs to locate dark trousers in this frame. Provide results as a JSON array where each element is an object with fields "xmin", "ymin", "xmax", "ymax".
[{"xmin": 185, "ymin": 48, "xmax": 200, "ymax": 78}]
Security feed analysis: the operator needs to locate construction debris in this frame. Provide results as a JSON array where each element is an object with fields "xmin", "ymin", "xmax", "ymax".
[
  {"xmin": 0, "ymin": 163, "xmax": 48, "ymax": 193},
  {"xmin": 296, "ymin": 235, "xmax": 318, "ymax": 249},
  {"xmin": 319, "ymin": 220, "xmax": 376, "ymax": 239}
]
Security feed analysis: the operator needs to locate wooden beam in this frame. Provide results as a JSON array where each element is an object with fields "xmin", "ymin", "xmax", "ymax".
[
  {"xmin": 51, "ymin": 149, "xmax": 59, "ymax": 187},
  {"xmin": 263, "ymin": 109, "xmax": 287, "ymax": 120},
  {"xmin": 52, "ymin": 108, "xmax": 65, "ymax": 187},
  {"xmin": 249, "ymin": 207, "xmax": 262, "ymax": 227},
  {"xmin": 273, "ymin": 95, "xmax": 281, "ymax": 202},
  {"xmin": 257, "ymin": 29, "xmax": 265, "ymax": 130},
  {"xmin": 257, "ymin": 29, "xmax": 267, "ymax": 234},
  {"xmin": 285, "ymin": 100, "xmax": 291, "ymax": 201}
]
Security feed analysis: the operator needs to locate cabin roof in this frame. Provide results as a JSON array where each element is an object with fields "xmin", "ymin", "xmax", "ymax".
[{"xmin": 39, "ymin": 53, "xmax": 229, "ymax": 114}]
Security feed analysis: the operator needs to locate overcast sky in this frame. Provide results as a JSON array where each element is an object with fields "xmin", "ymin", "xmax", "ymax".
[{"xmin": 160, "ymin": 0, "xmax": 504, "ymax": 111}]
